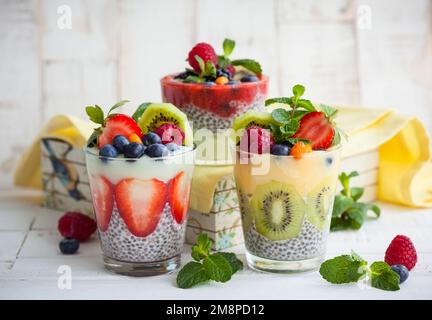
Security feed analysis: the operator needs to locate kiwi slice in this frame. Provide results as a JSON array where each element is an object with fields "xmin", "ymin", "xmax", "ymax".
[
  {"xmin": 251, "ymin": 181, "xmax": 305, "ymax": 241},
  {"xmin": 237, "ymin": 188, "xmax": 253, "ymax": 233},
  {"xmin": 232, "ymin": 110, "xmax": 280, "ymax": 131},
  {"xmin": 137, "ymin": 103, "xmax": 193, "ymax": 146},
  {"xmin": 306, "ymin": 177, "xmax": 334, "ymax": 230}
]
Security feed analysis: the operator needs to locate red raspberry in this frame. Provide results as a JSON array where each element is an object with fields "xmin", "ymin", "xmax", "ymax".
[
  {"xmin": 240, "ymin": 126, "xmax": 275, "ymax": 154},
  {"xmin": 58, "ymin": 212, "xmax": 97, "ymax": 242},
  {"xmin": 154, "ymin": 123, "xmax": 185, "ymax": 145},
  {"xmin": 226, "ymin": 65, "xmax": 236, "ymax": 77},
  {"xmin": 385, "ymin": 235, "xmax": 417, "ymax": 270},
  {"xmin": 188, "ymin": 43, "xmax": 218, "ymax": 73}
]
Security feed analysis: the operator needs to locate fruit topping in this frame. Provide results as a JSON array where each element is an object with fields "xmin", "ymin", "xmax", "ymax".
[
  {"xmin": 128, "ymin": 133, "xmax": 143, "ymax": 144},
  {"xmin": 385, "ymin": 235, "xmax": 417, "ymax": 271},
  {"xmin": 168, "ymin": 171, "xmax": 191, "ymax": 224},
  {"xmin": 240, "ymin": 127, "xmax": 275, "ymax": 154},
  {"xmin": 293, "ymin": 111, "xmax": 335, "ymax": 150},
  {"xmin": 99, "ymin": 144, "xmax": 118, "ymax": 159},
  {"xmin": 165, "ymin": 142, "xmax": 179, "ymax": 152},
  {"xmin": 59, "ymin": 238, "xmax": 79, "ymax": 255},
  {"xmin": 154, "ymin": 123, "xmax": 185, "ymax": 145},
  {"xmin": 142, "ymin": 132, "xmax": 162, "ymax": 146},
  {"xmin": 58, "ymin": 212, "xmax": 97, "ymax": 241},
  {"xmin": 89, "ymin": 176, "xmax": 114, "ymax": 232},
  {"xmin": 145, "ymin": 143, "xmax": 169, "ymax": 158},
  {"xmin": 270, "ymin": 144, "xmax": 290, "ymax": 156},
  {"xmin": 391, "ymin": 264, "xmax": 409, "ymax": 284},
  {"xmin": 250, "ymin": 181, "xmax": 305, "ymax": 241},
  {"xmin": 226, "ymin": 81, "xmax": 238, "ymax": 85},
  {"xmin": 290, "ymin": 141, "xmax": 312, "ymax": 159},
  {"xmin": 241, "ymin": 75, "xmax": 258, "ymax": 82},
  {"xmin": 98, "ymin": 114, "xmax": 143, "ymax": 148},
  {"xmin": 123, "ymin": 142, "xmax": 145, "ymax": 159},
  {"xmin": 188, "ymin": 42, "xmax": 218, "ymax": 73},
  {"xmin": 115, "ymin": 178, "xmax": 167, "ymax": 237},
  {"xmin": 215, "ymin": 76, "xmax": 229, "ymax": 85},
  {"xmin": 112, "ymin": 135, "xmax": 130, "ymax": 153}
]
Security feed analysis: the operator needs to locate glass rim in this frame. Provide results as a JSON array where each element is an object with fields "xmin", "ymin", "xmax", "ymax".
[
  {"xmin": 160, "ymin": 73, "xmax": 269, "ymax": 88},
  {"xmin": 84, "ymin": 145, "xmax": 196, "ymax": 162},
  {"xmin": 236, "ymin": 143, "xmax": 342, "ymax": 159}
]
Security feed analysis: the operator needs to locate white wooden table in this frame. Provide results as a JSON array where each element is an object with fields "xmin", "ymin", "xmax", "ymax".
[{"xmin": 1, "ymin": 189, "xmax": 431, "ymax": 300}]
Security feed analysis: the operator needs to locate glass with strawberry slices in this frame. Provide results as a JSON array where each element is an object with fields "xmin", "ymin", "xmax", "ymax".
[
  {"xmin": 85, "ymin": 101, "xmax": 195, "ymax": 276},
  {"xmin": 233, "ymin": 85, "xmax": 343, "ymax": 273}
]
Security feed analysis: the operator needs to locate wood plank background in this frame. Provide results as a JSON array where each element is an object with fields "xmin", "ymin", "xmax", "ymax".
[{"xmin": 0, "ymin": 0, "xmax": 431, "ymax": 189}]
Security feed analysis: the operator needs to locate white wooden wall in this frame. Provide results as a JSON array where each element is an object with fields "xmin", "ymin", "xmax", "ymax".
[{"xmin": 0, "ymin": 0, "xmax": 431, "ymax": 188}]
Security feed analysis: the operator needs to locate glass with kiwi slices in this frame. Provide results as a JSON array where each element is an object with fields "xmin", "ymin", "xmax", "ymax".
[{"xmin": 233, "ymin": 90, "xmax": 343, "ymax": 273}]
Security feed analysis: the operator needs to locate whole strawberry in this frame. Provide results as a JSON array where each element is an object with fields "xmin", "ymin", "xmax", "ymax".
[
  {"xmin": 58, "ymin": 212, "xmax": 97, "ymax": 242},
  {"xmin": 385, "ymin": 235, "xmax": 417, "ymax": 270},
  {"xmin": 188, "ymin": 42, "xmax": 218, "ymax": 73}
]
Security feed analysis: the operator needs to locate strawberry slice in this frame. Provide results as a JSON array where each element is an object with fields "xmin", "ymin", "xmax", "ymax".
[
  {"xmin": 168, "ymin": 171, "xmax": 191, "ymax": 224},
  {"xmin": 90, "ymin": 176, "xmax": 114, "ymax": 232},
  {"xmin": 115, "ymin": 178, "xmax": 167, "ymax": 237},
  {"xmin": 293, "ymin": 111, "xmax": 335, "ymax": 150},
  {"xmin": 98, "ymin": 114, "xmax": 143, "ymax": 148}
]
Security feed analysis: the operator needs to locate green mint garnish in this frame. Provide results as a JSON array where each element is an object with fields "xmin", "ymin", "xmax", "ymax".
[
  {"xmin": 370, "ymin": 261, "xmax": 400, "ymax": 291},
  {"xmin": 320, "ymin": 252, "xmax": 401, "ymax": 292},
  {"xmin": 231, "ymin": 59, "xmax": 262, "ymax": 76},
  {"xmin": 176, "ymin": 234, "xmax": 243, "ymax": 289},
  {"xmin": 85, "ymin": 105, "xmax": 105, "ymax": 125},
  {"xmin": 331, "ymin": 171, "xmax": 381, "ymax": 231},
  {"xmin": 132, "ymin": 102, "xmax": 152, "ymax": 122},
  {"xmin": 184, "ymin": 75, "xmax": 205, "ymax": 83},
  {"xmin": 223, "ymin": 38, "xmax": 235, "ymax": 58}
]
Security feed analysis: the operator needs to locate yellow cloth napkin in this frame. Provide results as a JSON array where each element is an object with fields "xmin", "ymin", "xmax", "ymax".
[{"xmin": 14, "ymin": 115, "xmax": 94, "ymax": 189}]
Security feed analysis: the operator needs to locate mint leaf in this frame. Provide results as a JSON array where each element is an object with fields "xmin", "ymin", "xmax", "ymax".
[
  {"xmin": 367, "ymin": 203, "xmax": 381, "ymax": 218},
  {"xmin": 330, "ymin": 217, "xmax": 352, "ymax": 231},
  {"xmin": 320, "ymin": 104, "xmax": 338, "ymax": 119},
  {"xmin": 271, "ymin": 108, "xmax": 291, "ymax": 123},
  {"xmin": 176, "ymin": 261, "xmax": 210, "ymax": 289},
  {"xmin": 351, "ymin": 187, "xmax": 364, "ymax": 202},
  {"xmin": 265, "ymin": 97, "xmax": 292, "ymax": 107},
  {"xmin": 292, "ymin": 110, "xmax": 310, "ymax": 120},
  {"xmin": 319, "ymin": 254, "xmax": 368, "ymax": 284},
  {"xmin": 351, "ymin": 250, "xmax": 366, "ymax": 263},
  {"xmin": 339, "ymin": 171, "xmax": 359, "ymax": 195},
  {"xmin": 223, "ymin": 38, "xmax": 235, "ymax": 58},
  {"xmin": 286, "ymin": 137, "xmax": 310, "ymax": 145},
  {"xmin": 292, "ymin": 84, "xmax": 305, "ymax": 99},
  {"xmin": 297, "ymin": 99, "xmax": 316, "ymax": 111},
  {"xmin": 217, "ymin": 55, "xmax": 230, "ymax": 70},
  {"xmin": 191, "ymin": 233, "xmax": 212, "ymax": 261},
  {"xmin": 86, "ymin": 105, "xmax": 104, "ymax": 125},
  {"xmin": 108, "ymin": 100, "xmax": 129, "ymax": 115},
  {"xmin": 346, "ymin": 203, "xmax": 368, "ymax": 228},
  {"xmin": 332, "ymin": 195, "xmax": 354, "ymax": 217},
  {"xmin": 370, "ymin": 261, "xmax": 400, "ymax": 291},
  {"xmin": 218, "ymin": 252, "xmax": 243, "ymax": 273},
  {"xmin": 203, "ymin": 253, "xmax": 233, "ymax": 283},
  {"xmin": 231, "ymin": 59, "xmax": 262, "ymax": 75},
  {"xmin": 195, "ymin": 55, "xmax": 205, "ymax": 73},
  {"xmin": 280, "ymin": 119, "xmax": 299, "ymax": 136},
  {"xmin": 86, "ymin": 129, "xmax": 101, "ymax": 147},
  {"xmin": 132, "ymin": 102, "xmax": 152, "ymax": 122},
  {"xmin": 204, "ymin": 61, "xmax": 217, "ymax": 78},
  {"xmin": 184, "ymin": 75, "xmax": 204, "ymax": 83}
]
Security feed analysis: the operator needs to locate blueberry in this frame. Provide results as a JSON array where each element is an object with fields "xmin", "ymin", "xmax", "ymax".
[
  {"xmin": 241, "ymin": 75, "xmax": 259, "ymax": 83},
  {"xmin": 391, "ymin": 264, "xmax": 409, "ymax": 283},
  {"xmin": 123, "ymin": 142, "xmax": 145, "ymax": 158},
  {"xmin": 143, "ymin": 132, "xmax": 162, "ymax": 146},
  {"xmin": 226, "ymin": 81, "xmax": 239, "ymax": 85},
  {"xmin": 99, "ymin": 144, "xmax": 118, "ymax": 160},
  {"xmin": 59, "ymin": 238, "xmax": 79, "ymax": 254},
  {"xmin": 112, "ymin": 135, "xmax": 129, "ymax": 153},
  {"xmin": 165, "ymin": 142, "xmax": 179, "ymax": 152},
  {"xmin": 145, "ymin": 143, "xmax": 169, "ymax": 158},
  {"xmin": 203, "ymin": 81, "xmax": 215, "ymax": 86},
  {"xmin": 271, "ymin": 144, "xmax": 290, "ymax": 156}
]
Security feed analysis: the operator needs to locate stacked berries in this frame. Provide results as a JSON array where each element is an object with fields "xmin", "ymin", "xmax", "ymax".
[
  {"xmin": 174, "ymin": 39, "xmax": 262, "ymax": 85},
  {"xmin": 384, "ymin": 234, "xmax": 417, "ymax": 283},
  {"xmin": 57, "ymin": 212, "xmax": 97, "ymax": 254},
  {"xmin": 98, "ymin": 118, "xmax": 185, "ymax": 160}
]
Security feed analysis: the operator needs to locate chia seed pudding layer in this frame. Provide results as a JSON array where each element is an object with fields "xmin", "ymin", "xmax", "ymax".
[
  {"xmin": 99, "ymin": 203, "xmax": 186, "ymax": 263},
  {"xmin": 245, "ymin": 220, "xmax": 328, "ymax": 261}
]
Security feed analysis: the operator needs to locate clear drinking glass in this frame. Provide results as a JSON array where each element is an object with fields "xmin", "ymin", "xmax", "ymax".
[
  {"xmin": 234, "ymin": 146, "xmax": 342, "ymax": 273},
  {"xmin": 85, "ymin": 147, "xmax": 195, "ymax": 276}
]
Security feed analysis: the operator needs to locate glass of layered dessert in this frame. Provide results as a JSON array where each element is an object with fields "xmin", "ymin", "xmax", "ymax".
[
  {"xmin": 85, "ymin": 102, "xmax": 194, "ymax": 276},
  {"xmin": 233, "ymin": 85, "xmax": 342, "ymax": 273},
  {"xmin": 161, "ymin": 39, "xmax": 268, "ymax": 133}
]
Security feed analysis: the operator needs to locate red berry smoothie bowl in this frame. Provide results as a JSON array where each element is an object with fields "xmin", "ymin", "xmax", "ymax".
[{"xmin": 161, "ymin": 74, "xmax": 269, "ymax": 132}]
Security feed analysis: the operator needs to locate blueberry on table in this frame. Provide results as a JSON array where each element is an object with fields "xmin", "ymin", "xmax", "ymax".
[
  {"xmin": 99, "ymin": 144, "xmax": 118, "ymax": 159},
  {"xmin": 165, "ymin": 142, "xmax": 179, "ymax": 152},
  {"xmin": 59, "ymin": 238, "xmax": 79, "ymax": 254},
  {"xmin": 241, "ymin": 75, "xmax": 259, "ymax": 82},
  {"xmin": 391, "ymin": 264, "xmax": 409, "ymax": 283},
  {"xmin": 112, "ymin": 135, "xmax": 130, "ymax": 153},
  {"xmin": 271, "ymin": 144, "xmax": 290, "ymax": 156},
  {"xmin": 145, "ymin": 143, "xmax": 169, "ymax": 158},
  {"xmin": 143, "ymin": 132, "xmax": 162, "ymax": 146},
  {"xmin": 123, "ymin": 142, "xmax": 145, "ymax": 158}
]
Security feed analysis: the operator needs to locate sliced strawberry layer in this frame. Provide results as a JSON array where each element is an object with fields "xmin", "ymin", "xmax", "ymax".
[
  {"xmin": 90, "ymin": 176, "xmax": 114, "ymax": 232},
  {"xmin": 115, "ymin": 178, "xmax": 167, "ymax": 237},
  {"xmin": 98, "ymin": 114, "xmax": 143, "ymax": 148},
  {"xmin": 161, "ymin": 75, "xmax": 269, "ymax": 118},
  {"xmin": 168, "ymin": 172, "xmax": 191, "ymax": 224},
  {"xmin": 293, "ymin": 111, "xmax": 335, "ymax": 150}
]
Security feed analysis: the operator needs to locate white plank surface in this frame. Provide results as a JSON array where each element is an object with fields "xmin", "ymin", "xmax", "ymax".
[{"xmin": 0, "ymin": 189, "xmax": 431, "ymax": 299}]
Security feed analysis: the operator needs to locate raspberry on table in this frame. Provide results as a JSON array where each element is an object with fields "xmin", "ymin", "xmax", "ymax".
[
  {"xmin": 385, "ymin": 234, "xmax": 417, "ymax": 271},
  {"xmin": 58, "ymin": 212, "xmax": 97, "ymax": 242}
]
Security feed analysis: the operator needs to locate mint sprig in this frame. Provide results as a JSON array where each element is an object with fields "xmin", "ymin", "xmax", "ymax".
[
  {"xmin": 320, "ymin": 252, "xmax": 400, "ymax": 291},
  {"xmin": 331, "ymin": 171, "xmax": 381, "ymax": 231},
  {"xmin": 176, "ymin": 234, "xmax": 243, "ymax": 289},
  {"xmin": 231, "ymin": 59, "xmax": 262, "ymax": 76}
]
